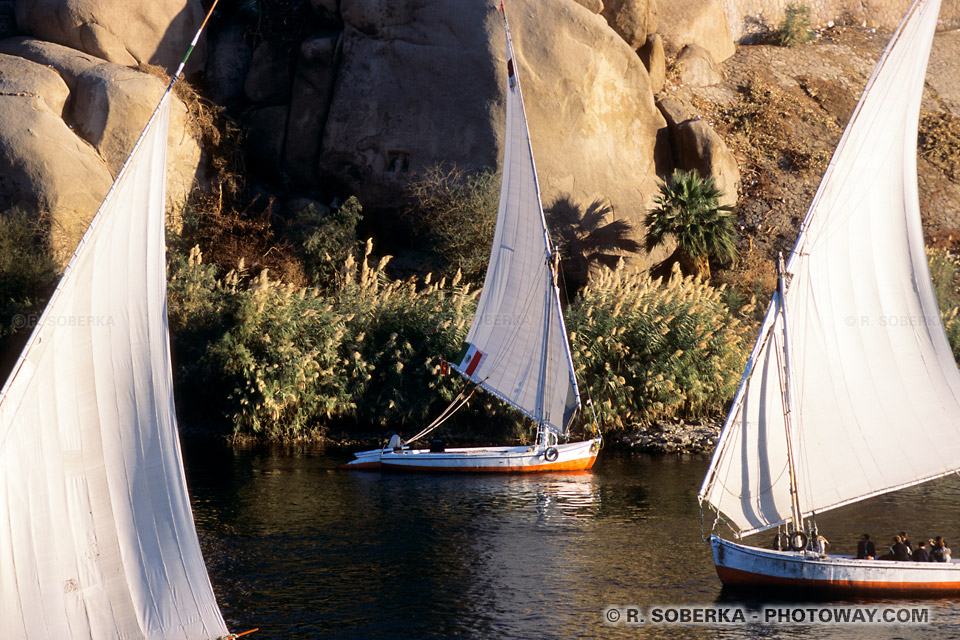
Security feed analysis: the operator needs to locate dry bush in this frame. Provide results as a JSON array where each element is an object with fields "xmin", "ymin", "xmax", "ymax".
[{"xmin": 920, "ymin": 112, "xmax": 960, "ymax": 183}]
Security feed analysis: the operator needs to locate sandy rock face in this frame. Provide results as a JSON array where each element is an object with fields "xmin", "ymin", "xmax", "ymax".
[
  {"xmin": 0, "ymin": 52, "xmax": 112, "ymax": 262},
  {"xmin": 657, "ymin": 96, "xmax": 739, "ymax": 207},
  {"xmin": 319, "ymin": 0, "xmax": 665, "ymax": 264},
  {"xmin": 0, "ymin": 38, "xmax": 201, "ymax": 262},
  {"xmin": 15, "ymin": 0, "xmax": 207, "ymax": 74},
  {"xmin": 657, "ymin": 0, "xmax": 736, "ymax": 62},
  {"xmin": 318, "ymin": 0, "xmax": 500, "ymax": 206}
]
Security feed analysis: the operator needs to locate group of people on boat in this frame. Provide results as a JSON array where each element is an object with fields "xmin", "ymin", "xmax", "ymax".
[{"xmin": 856, "ymin": 532, "xmax": 952, "ymax": 562}]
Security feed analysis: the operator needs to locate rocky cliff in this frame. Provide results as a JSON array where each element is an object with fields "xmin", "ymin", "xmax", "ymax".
[{"xmin": 0, "ymin": 0, "xmax": 958, "ymax": 273}]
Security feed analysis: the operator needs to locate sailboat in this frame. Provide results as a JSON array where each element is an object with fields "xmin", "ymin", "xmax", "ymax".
[
  {"xmin": 0, "ymin": 20, "xmax": 235, "ymax": 640},
  {"xmin": 341, "ymin": 6, "xmax": 602, "ymax": 473},
  {"xmin": 697, "ymin": 0, "xmax": 960, "ymax": 594}
]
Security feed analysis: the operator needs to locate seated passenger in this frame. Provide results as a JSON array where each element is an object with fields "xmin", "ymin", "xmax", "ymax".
[
  {"xmin": 911, "ymin": 540, "xmax": 932, "ymax": 562},
  {"xmin": 887, "ymin": 535, "xmax": 910, "ymax": 561}
]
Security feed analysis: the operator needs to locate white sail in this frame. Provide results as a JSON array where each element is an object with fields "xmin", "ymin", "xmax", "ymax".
[
  {"xmin": 451, "ymin": 13, "xmax": 580, "ymax": 434},
  {"xmin": 0, "ymin": 95, "xmax": 228, "ymax": 639},
  {"xmin": 699, "ymin": 0, "xmax": 960, "ymax": 536}
]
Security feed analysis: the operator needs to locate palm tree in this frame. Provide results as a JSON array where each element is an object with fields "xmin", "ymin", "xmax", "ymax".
[
  {"xmin": 645, "ymin": 169, "xmax": 737, "ymax": 278},
  {"xmin": 545, "ymin": 196, "xmax": 641, "ymax": 302}
]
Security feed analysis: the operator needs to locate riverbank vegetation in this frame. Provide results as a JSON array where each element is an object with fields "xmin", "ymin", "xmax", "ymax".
[
  {"xmin": 163, "ymin": 186, "xmax": 755, "ymax": 442},
  {"xmin": 4, "ymin": 191, "xmax": 960, "ymax": 445},
  {"xmin": 0, "ymin": 209, "xmax": 58, "ymax": 377}
]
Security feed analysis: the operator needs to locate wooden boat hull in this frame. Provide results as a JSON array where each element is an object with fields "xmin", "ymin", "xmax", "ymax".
[
  {"xmin": 711, "ymin": 535, "xmax": 960, "ymax": 595},
  {"xmin": 340, "ymin": 437, "xmax": 600, "ymax": 473}
]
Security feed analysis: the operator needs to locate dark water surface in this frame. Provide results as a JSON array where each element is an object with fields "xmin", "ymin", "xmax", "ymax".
[{"xmin": 185, "ymin": 446, "xmax": 960, "ymax": 639}]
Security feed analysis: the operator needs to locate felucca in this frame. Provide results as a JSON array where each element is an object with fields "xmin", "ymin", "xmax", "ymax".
[
  {"xmin": 342, "ymin": 4, "xmax": 602, "ymax": 473},
  {"xmin": 698, "ymin": 0, "xmax": 960, "ymax": 594},
  {"xmin": 0, "ymin": 5, "xmax": 243, "ymax": 636}
]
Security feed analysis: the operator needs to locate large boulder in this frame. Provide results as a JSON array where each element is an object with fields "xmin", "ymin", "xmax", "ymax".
[
  {"xmin": 14, "ymin": 0, "xmax": 207, "ymax": 74},
  {"xmin": 656, "ymin": 0, "xmax": 735, "ymax": 62},
  {"xmin": 600, "ymin": 0, "xmax": 658, "ymax": 50},
  {"xmin": 244, "ymin": 40, "xmax": 295, "ymax": 105},
  {"xmin": 639, "ymin": 33, "xmax": 666, "ymax": 93},
  {"xmin": 657, "ymin": 96, "xmax": 739, "ymax": 207},
  {"xmin": 318, "ymin": 0, "xmax": 500, "ymax": 203},
  {"xmin": 0, "ymin": 38, "xmax": 202, "ymax": 261},
  {"xmin": 571, "ymin": 0, "xmax": 657, "ymax": 50},
  {"xmin": 285, "ymin": 30, "xmax": 341, "ymax": 185},
  {"xmin": 675, "ymin": 43, "xmax": 723, "ymax": 86},
  {"xmin": 319, "ymin": 0, "xmax": 666, "ymax": 266},
  {"xmin": 513, "ymin": 0, "xmax": 665, "ymax": 231},
  {"xmin": 204, "ymin": 22, "xmax": 252, "ymax": 107},
  {"xmin": 0, "ymin": 52, "xmax": 112, "ymax": 261}
]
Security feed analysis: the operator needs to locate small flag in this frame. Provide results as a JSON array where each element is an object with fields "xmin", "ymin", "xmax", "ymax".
[
  {"xmin": 456, "ymin": 342, "xmax": 486, "ymax": 377},
  {"xmin": 440, "ymin": 360, "xmax": 449, "ymax": 375}
]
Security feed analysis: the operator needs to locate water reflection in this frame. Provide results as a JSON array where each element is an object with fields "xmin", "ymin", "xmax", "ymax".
[{"xmin": 184, "ymin": 446, "xmax": 960, "ymax": 639}]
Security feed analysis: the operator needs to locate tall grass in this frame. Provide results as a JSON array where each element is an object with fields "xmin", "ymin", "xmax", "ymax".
[
  {"xmin": 567, "ymin": 264, "xmax": 754, "ymax": 428},
  {"xmin": 168, "ymin": 234, "xmax": 757, "ymax": 439},
  {"xmin": 167, "ymin": 240, "xmax": 481, "ymax": 439}
]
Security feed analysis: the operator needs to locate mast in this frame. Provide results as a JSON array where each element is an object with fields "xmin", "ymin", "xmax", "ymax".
[
  {"xmin": 450, "ymin": 3, "xmax": 580, "ymax": 436},
  {"xmin": 776, "ymin": 253, "xmax": 804, "ymax": 536},
  {"xmin": 503, "ymin": 6, "xmax": 581, "ymax": 434}
]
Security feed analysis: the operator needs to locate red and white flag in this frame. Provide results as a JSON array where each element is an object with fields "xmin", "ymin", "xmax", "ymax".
[{"xmin": 456, "ymin": 342, "xmax": 486, "ymax": 377}]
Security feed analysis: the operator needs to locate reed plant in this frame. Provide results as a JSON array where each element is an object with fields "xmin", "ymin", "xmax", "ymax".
[
  {"xmin": 168, "ymin": 234, "xmax": 759, "ymax": 438},
  {"xmin": 167, "ymin": 238, "xmax": 480, "ymax": 439},
  {"xmin": 566, "ymin": 263, "xmax": 754, "ymax": 429}
]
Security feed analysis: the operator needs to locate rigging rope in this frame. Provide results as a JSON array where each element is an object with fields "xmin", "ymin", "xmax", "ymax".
[{"xmin": 403, "ymin": 382, "xmax": 481, "ymax": 444}]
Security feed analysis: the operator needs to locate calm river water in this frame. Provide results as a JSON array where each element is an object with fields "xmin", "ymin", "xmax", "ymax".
[{"xmin": 185, "ymin": 445, "xmax": 960, "ymax": 639}]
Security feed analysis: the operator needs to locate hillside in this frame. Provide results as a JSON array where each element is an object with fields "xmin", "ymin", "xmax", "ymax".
[{"xmin": 671, "ymin": 25, "xmax": 960, "ymax": 298}]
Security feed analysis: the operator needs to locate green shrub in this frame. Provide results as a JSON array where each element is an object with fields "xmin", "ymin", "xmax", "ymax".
[
  {"xmin": 0, "ymin": 208, "xmax": 58, "ymax": 340},
  {"xmin": 776, "ymin": 4, "xmax": 814, "ymax": 47},
  {"xmin": 167, "ymin": 238, "xmax": 482, "ymax": 440},
  {"xmin": 928, "ymin": 248, "xmax": 960, "ymax": 361},
  {"xmin": 401, "ymin": 164, "xmax": 498, "ymax": 285},
  {"xmin": 566, "ymin": 264, "xmax": 754, "ymax": 429},
  {"xmin": 289, "ymin": 196, "xmax": 363, "ymax": 292}
]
